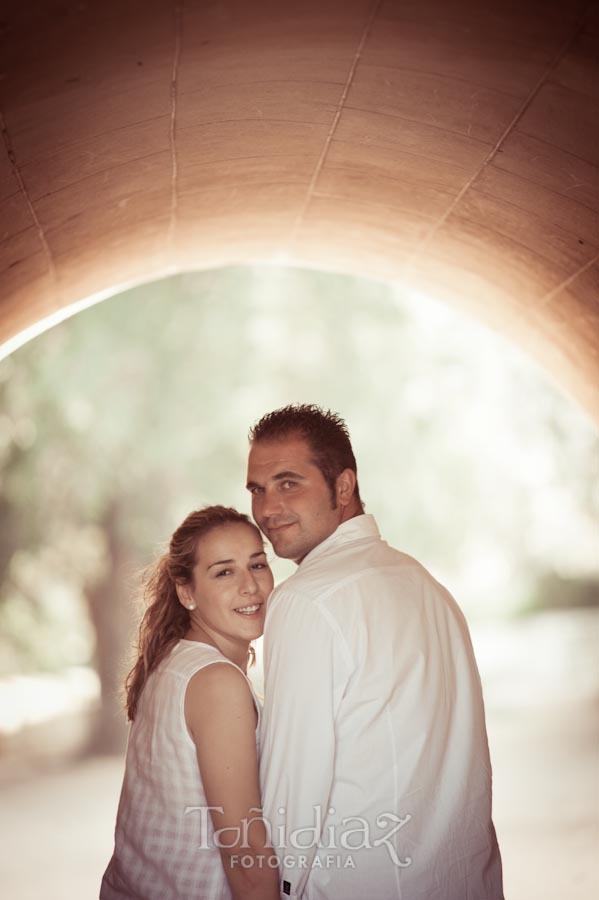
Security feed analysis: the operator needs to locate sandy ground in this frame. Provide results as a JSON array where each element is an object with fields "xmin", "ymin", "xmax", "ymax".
[
  {"xmin": 490, "ymin": 698, "xmax": 598, "ymax": 899},
  {"xmin": 0, "ymin": 610, "xmax": 597, "ymax": 899}
]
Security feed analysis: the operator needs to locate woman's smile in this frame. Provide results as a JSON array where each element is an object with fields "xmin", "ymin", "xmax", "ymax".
[{"xmin": 233, "ymin": 602, "xmax": 264, "ymax": 617}]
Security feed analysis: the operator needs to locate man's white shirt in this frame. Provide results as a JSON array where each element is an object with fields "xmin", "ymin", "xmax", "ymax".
[{"xmin": 259, "ymin": 514, "xmax": 503, "ymax": 900}]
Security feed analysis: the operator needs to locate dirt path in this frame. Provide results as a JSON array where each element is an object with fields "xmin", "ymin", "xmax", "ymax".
[{"xmin": 1, "ymin": 609, "xmax": 597, "ymax": 899}]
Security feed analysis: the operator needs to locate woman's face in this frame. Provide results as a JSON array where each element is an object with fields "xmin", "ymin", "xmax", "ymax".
[{"xmin": 183, "ymin": 522, "xmax": 274, "ymax": 644}]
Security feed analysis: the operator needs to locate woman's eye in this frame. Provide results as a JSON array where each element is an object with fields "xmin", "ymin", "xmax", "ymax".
[
  {"xmin": 215, "ymin": 568, "xmax": 232, "ymax": 577},
  {"xmin": 251, "ymin": 562, "xmax": 267, "ymax": 570}
]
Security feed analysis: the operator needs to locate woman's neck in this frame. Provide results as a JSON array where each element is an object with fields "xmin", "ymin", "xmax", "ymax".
[{"xmin": 184, "ymin": 623, "xmax": 249, "ymax": 673}]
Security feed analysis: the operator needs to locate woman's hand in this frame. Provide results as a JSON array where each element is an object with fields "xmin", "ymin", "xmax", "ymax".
[{"xmin": 186, "ymin": 663, "xmax": 280, "ymax": 900}]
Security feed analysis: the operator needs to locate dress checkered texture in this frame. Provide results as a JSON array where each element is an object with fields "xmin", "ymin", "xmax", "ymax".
[{"xmin": 100, "ymin": 640, "xmax": 261, "ymax": 900}]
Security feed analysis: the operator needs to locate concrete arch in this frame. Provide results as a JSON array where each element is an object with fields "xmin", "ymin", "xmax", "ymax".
[{"xmin": 0, "ymin": 1, "xmax": 597, "ymax": 419}]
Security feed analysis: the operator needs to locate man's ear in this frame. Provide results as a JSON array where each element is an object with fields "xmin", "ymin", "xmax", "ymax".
[{"xmin": 336, "ymin": 468, "xmax": 357, "ymax": 508}]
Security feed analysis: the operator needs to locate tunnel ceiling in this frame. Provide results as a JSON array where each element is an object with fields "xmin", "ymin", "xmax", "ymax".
[{"xmin": 0, "ymin": 0, "xmax": 597, "ymax": 419}]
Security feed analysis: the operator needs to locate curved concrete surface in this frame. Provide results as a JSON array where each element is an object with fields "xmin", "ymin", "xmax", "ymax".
[{"xmin": 0, "ymin": 1, "xmax": 597, "ymax": 417}]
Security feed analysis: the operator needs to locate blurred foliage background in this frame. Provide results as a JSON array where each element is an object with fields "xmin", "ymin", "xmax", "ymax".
[{"xmin": 0, "ymin": 265, "xmax": 597, "ymax": 752}]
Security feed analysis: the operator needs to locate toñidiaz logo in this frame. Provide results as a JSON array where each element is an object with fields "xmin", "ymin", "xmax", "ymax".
[{"xmin": 184, "ymin": 805, "xmax": 413, "ymax": 868}]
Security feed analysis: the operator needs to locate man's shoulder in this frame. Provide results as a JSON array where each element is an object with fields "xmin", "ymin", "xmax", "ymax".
[{"xmin": 279, "ymin": 537, "xmax": 436, "ymax": 604}]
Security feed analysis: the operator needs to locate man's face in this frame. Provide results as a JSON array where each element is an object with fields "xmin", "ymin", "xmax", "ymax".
[{"xmin": 247, "ymin": 436, "xmax": 344, "ymax": 563}]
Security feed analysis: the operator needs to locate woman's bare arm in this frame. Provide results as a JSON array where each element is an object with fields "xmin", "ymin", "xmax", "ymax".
[{"xmin": 185, "ymin": 663, "xmax": 280, "ymax": 900}]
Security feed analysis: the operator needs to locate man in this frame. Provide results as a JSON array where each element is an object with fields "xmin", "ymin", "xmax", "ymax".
[{"xmin": 246, "ymin": 404, "xmax": 503, "ymax": 900}]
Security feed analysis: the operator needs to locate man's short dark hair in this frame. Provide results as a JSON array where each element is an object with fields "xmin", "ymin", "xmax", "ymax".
[{"xmin": 249, "ymin": 404, "xmax": 363, "ymax": 510}]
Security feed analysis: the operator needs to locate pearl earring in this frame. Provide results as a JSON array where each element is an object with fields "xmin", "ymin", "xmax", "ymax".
[{"xmin": 188, "ymin": 603, "xmax": 196, "ymax": 610}]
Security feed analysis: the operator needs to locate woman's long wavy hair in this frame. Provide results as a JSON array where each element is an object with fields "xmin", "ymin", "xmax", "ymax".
[{"xmin": 125, "ymin": 505, "xmax": 260, "ymax": 721}]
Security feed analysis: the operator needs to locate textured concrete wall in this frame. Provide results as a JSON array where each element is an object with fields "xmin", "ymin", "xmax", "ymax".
[{"xmin": 0, "ymin": 1, "xmax": 597, "ymax": 418}]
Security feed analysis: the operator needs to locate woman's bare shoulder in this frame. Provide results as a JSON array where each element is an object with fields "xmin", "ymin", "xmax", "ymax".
[{"xmin": 186, "ymin": 661, "xmax": 254, "ymax": 718}]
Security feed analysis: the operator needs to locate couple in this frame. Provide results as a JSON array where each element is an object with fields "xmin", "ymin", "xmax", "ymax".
[{"xmin": 101, "ymin": 404, "xmax": 504, "ymax": 900}]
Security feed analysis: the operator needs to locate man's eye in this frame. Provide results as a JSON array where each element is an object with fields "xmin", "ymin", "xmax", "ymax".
[
  {"xmin": 249, "ymin": 486, "xmax": 263, "ymax": 495},
  {"xmin": 281, "ymin": 480, "xmax": 297, "ymax": 489}
]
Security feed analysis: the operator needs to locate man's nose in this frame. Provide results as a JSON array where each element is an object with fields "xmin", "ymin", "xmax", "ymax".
[{"xmin": 259, "ymin": 490, "xmax": 284, "ymax": 519}]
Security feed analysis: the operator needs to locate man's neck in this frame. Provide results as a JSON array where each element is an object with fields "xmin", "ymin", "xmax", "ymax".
[
  {"xmin": 340, "ymin": 500, "xmax": 364, "ymax": 524},
  {"xmin": 293, "ymin": 505, "xmax": 365, "ymax": 564}
]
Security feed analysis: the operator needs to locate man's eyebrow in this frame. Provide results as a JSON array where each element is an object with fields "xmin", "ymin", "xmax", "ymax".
[
  {"xmin": 207, "ymin": 549, "xmax": 266, "ymax": 570},
  {"xmin": 273, "ymin": 470, "xmax": 305, "ymax": 481},
  {"xmin": 246, "ymin": 470, "xmax": 305, "ymax": 490}
]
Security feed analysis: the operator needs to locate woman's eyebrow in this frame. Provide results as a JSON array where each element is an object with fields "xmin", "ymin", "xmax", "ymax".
[
  {"xmin": 207, "ymin": 558, "xmax": 234, "ymax": 569},
  {"xmin": 208, "ymin": 550, "xmax": 266, "ymax": 569}
]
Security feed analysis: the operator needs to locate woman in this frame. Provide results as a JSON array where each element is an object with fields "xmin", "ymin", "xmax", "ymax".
[{"xmin": 101, "ymin": 506, "xmax": 280, "ymax": 900}]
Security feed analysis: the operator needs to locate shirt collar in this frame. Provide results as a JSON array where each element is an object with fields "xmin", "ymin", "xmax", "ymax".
[{"xmin": 298, "ymin": 513, "xmax": 380, "ymax": 568}]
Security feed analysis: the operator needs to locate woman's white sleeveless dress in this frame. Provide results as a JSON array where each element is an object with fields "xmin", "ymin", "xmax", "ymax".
[{"xmin": 100, "ymin": 640, "xmax": 261, "ymax": 900}]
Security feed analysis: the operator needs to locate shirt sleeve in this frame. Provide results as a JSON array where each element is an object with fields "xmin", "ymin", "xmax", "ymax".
[{"xmin": 259, "ymin": 588, "xmax": 353, "ymax": 899}]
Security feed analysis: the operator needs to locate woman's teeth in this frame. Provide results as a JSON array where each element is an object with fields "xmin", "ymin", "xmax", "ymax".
[{"xmin": 235, "ymin": 604, "xmax": 261, "ymax": 615}]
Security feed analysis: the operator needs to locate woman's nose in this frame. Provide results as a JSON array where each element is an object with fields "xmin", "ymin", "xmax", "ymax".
[{"xmin": 240, "ymin": 571, "xmax": 259, "ymax": 594}]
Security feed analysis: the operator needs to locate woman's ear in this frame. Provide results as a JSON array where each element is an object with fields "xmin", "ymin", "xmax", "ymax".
[{"xmin": 175, "ymin": 581, "xmax": 195, "ymax": 610}]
